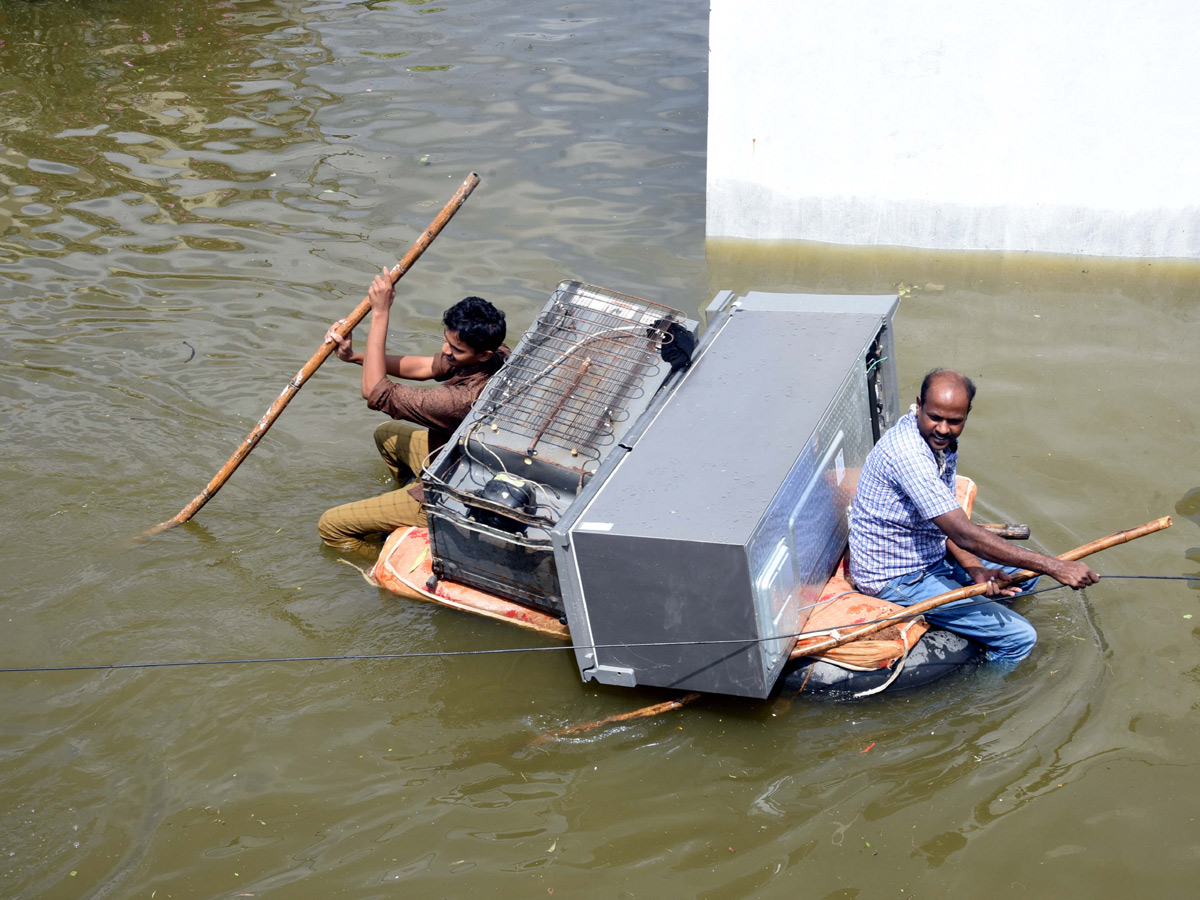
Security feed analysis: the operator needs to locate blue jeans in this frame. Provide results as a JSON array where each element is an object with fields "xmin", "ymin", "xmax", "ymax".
[{"xmin": 876, "ymin": 557, "xmax": 1040, "ymax": 664}]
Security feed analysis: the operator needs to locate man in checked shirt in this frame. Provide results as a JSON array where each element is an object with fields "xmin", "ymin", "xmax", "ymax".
[{"xmin": 848, "ymin": 368, "xmax": 1099, "ymax": 665}]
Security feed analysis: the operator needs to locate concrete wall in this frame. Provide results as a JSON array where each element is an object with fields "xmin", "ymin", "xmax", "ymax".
[{"xmin": 706, "ymin": 1, "xmax": 1200, "ymax": 259}]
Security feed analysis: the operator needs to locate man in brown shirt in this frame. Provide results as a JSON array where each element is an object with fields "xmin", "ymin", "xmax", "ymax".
[{"xmin": 318, "ymin": 269, "xmax": 509, "ymax": 553}]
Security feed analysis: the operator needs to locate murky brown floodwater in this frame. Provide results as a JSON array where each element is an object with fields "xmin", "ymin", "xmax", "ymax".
[{"xmin": 3, "ymin": 2, "xmax": 1199, "ymax": 898}]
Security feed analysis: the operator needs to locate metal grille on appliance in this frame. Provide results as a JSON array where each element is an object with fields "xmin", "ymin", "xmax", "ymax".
[
  {"xmin": 422, "ymin": 281, "xmax": 690, "ymax": 614},
  {"xmin": 473, "ymin": 281, "xmax": 684, "ymax": 467}
]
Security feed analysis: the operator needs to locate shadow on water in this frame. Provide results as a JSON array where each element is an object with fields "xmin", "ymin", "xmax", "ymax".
[
  {"xmin": 705, "ymin": 236, "xmax": 1200, "ymax": 314},
  {"xmin": 1175, "ymin": 487, "xmax": 1200, "ymax": 589}
]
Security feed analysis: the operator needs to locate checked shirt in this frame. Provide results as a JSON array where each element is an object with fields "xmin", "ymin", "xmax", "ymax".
[{"xmin": 848, "ymin": 410, "xmax": 963, "ymax": 595}]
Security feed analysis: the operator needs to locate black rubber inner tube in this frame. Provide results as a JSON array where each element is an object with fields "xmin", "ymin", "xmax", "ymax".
[{"xmin": 779, "ymin": 628, "xmax": 984, "ymax": 699}]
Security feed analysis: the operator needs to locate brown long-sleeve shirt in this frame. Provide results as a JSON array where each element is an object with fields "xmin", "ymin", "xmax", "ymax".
[{"xmin": 365, "ymin": 345, "xmax": 509, "ymax": 453}]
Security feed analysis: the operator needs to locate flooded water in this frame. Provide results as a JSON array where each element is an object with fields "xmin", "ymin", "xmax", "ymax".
[{"xmin": 2, "ymin": 2, "xmax": 1199, "ymax": 898}]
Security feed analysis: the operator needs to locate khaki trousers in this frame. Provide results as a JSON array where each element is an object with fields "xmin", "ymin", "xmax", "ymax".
[{"xmin": 318, "ymin": 421, "xmax": 430, "ymax": 554}]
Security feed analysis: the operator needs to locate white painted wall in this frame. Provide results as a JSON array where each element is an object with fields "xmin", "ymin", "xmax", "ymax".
[{"xmin": 706, "ymin": 1, "xmax": 1200, "ymax": 258}]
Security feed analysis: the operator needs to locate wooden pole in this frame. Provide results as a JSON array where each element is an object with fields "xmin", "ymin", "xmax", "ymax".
[
  {"xmin": 977, "ymin": 522, "xmax": 1031, "ymax": 540},
  {"xmin": 140, "ymin": 173, "xmax": 482, "ymax": 539},
  {"xmin": 533, "ymin": 692, "xmax": 702, "ymax": 743},
  {"xmin": 794, "ymin": 516, "xmax": 1173, "ymax": 658}
]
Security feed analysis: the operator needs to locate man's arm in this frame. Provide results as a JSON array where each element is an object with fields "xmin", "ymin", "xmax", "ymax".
[
  {"xmin": 360, "ymin": 271, "xmax": 394, "ymax": 398},
  {"xmin": 325, "ymin": 330, "xmax": 437, "ymax": 380},
  {"xmin": 324, "ymin": 272, "xmax": 437, "ymax": 384},
  {"xmin": 945, "ymin": 538, "xmax": 1023, "ymax": 597},
  {"xmin": 934, "ymin": 507, "xmax": 1099, "ymax": 589}
]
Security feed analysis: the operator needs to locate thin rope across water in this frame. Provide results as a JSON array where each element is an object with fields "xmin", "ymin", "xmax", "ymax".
[{"xmin": 1, "ymin": 575, "xmax": 1194, "ymax": 675}]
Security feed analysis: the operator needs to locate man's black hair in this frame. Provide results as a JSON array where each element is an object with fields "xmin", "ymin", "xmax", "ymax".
[
  {"xmin": 443, "ymin": 296, "xmax": 506, "ymax": 353},
  {"xmin": 918, "ymin": 368, "xmax": 976, "ymax": 405}
]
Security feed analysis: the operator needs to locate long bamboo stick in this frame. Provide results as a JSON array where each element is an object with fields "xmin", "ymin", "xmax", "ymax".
[
  {"xmin": 140, "ymin": 173, "xmax": 482, "ymax": 539},
  {"xmin": 794, "ymin": 516, "xmax": 1172, "ymax": 658}
]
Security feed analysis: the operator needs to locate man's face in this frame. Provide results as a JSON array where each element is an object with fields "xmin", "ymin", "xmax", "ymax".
[
  {"xmin": 915, "ymin": 381, "xmax": 971, "ymax": 453},
  {"xmin": 441, "ymin": 329, "xmax": 492, "ymax": 368}
]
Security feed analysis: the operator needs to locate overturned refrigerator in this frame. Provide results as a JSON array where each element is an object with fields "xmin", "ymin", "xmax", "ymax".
[{"xmin": 423, "ymin": 284, "xmax": 900, "ymax": 699}]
